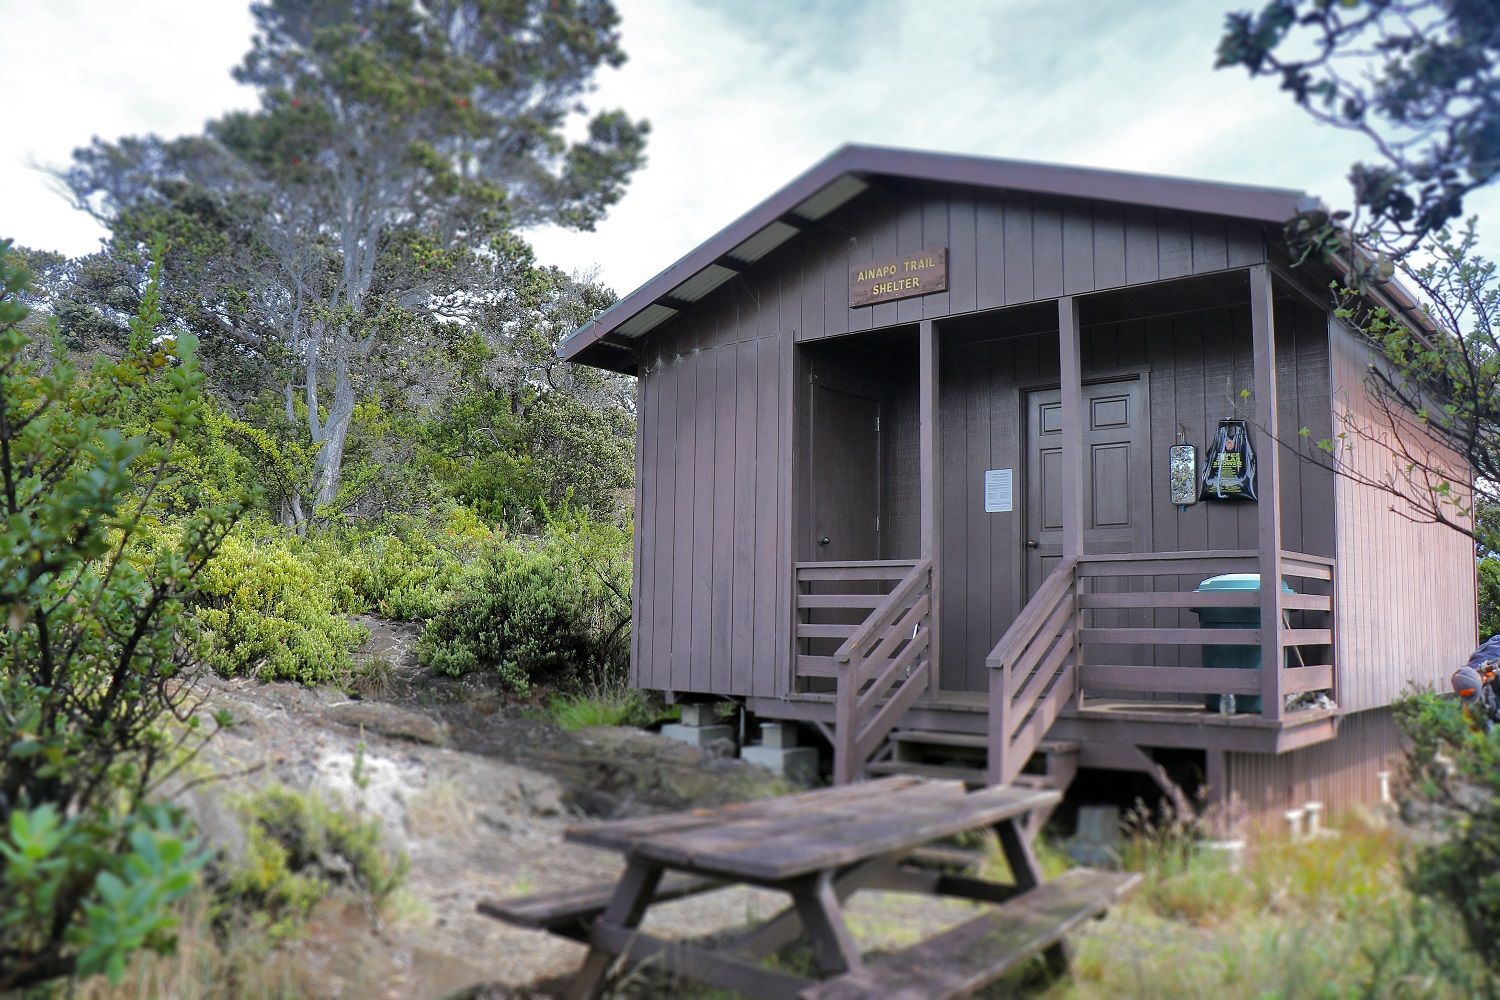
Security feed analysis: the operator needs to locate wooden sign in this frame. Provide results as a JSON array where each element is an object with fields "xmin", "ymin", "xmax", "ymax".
[{"xmin": 849, "ymin": 247, "xmax": 947, "ymax": 307}]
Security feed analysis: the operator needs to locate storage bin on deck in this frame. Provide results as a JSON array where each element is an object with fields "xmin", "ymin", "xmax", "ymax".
[{"xmin": 1193, "ymin": 573, "xmax": 1293, "ymax": 714}]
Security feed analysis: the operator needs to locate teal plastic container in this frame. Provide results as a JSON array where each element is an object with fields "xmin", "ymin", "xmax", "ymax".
[{"xmin": 1193, "ymin": 574, "xmax": 1294, "ymax": 714}]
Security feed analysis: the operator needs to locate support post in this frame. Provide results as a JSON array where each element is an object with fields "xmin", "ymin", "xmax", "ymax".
[
  {"xmin": 919, "ymin": 320, "xmax": 939, "ymax": 688},
  {"xmin": 1057, "ymin": 298, "xmax": 1084, "ymax": 562},
  {"xmin": 1250, "ymin": 264, "xmax": 1285, "ymax": 722},
  {"xmin": 1058, "ymin": 297, "xmax": 1084, "ymax": 712}
]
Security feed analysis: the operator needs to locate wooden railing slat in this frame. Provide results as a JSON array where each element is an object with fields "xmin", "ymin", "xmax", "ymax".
[
  {"xmin": 856, "ymin": 627, "xmax": 931, "ymax": 712},
  {"xmin": 1010, "ymin": 629, "xmax": 1076, "ymax": 724},
  {"xmin": 1079, "ymin": 591, "xmax": 1255, "ymax": 610},
  {"xmin": 1078, "ymin": 664, "xmax": 1262, "ymax": 695},
  {"xmin": 1079, "ymin": 558, "xmax": 1258, "ymax": 579},
  {"xmin": 855, "ymin": 659, "xmax": 932, "ymax": 762},
  {"xmin": 795, "ymin": 655, "xmax": 840, "ymax": 678},
  {"xmin": 859, "ymin": 595, "xmax": 932, "ymax": 682},
  {"xmin": 1282, "ymin": 628, "xmax": 1333, "ymax": 646},
  {"xmin": 1007, "ymin": 661, "xmax": 1077, "ymax": 758},
  {"xmin": 1079, "ymin": 626, "xmax": 1261, "ymax": 645},
  {"xmin": 1285, "ymin": 664, "xmax": 1334, "ymax": 693},
  {"xmin": 985, "ymin": 561, "xmax": 1075, "ymax": 670},
  {"xmin": 835, "ymin": 559, "xmax": 932, "ymax": 663},
  {"xmin": 796, "ymin": 594, "xmax": 888, "ymax": 610},
  {"xmin": 1004, "ymin": 595, "xmax": 1076, "ymax": 702}
]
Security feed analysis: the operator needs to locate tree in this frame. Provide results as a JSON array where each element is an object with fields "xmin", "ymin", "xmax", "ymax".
[
  {"xmin": 0, "ymin": 242, "xmax": 234, "ymax": 989},
  {"xmin": 62, "ymin": 0, "xmax": 647, "ymax": 528},
  {"xmin": 1295, "ymin": 225, "xmax": 1500, "ymax": 552},
  {"xmin": 1218, "ymin": 0, "xmax": 1500, "ymax": 274}
]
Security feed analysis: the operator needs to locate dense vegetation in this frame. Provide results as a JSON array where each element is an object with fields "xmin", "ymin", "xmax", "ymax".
[{"xmin": 2, "ymin": 0, "xmax": 642, "ymax": 988}]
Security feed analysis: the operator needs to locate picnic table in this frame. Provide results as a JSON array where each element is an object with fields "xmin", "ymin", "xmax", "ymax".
[{"xmin": 479, "ymin": 776, "xmax": 1138, "ymax": 999}]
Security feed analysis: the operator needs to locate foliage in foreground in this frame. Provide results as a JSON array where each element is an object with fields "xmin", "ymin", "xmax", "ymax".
[
  {"xmin": 1396, "ymin": 690, "xmax": 1500, "ymax": 976},
  {"xmin": 0, "ymin": 243, "xmax": 231, "ymax": 990},
  {"xmin": 1039, "ymin": 812, "xmax": 1493, "ymax": 999},
  {"xmin": 1218, "ymin": 0, "xmax": 1500, "ymax": 271}
]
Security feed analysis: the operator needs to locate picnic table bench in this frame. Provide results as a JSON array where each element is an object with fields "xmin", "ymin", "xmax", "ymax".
[{"xmin": 479, "ymin": 776, "xmax": 1139, "ymax": 999}]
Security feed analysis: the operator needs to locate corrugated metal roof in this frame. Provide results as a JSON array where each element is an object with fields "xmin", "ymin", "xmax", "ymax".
[{"xmin": 562, "ymin": 143, "xmax": 1319, "ymax": 368}]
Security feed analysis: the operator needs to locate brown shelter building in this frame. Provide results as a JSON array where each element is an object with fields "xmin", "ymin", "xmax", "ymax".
[{"xmin": 562, "ymin": 145, "xmax": 1477, "ymax": 821}]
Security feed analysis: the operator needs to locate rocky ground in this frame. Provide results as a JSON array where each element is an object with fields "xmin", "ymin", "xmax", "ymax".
[{"xmin": 177, "ymin": 619, "xmax": 982, "ymax": 999}]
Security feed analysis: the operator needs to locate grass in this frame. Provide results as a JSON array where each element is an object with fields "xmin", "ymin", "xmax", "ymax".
[
  {"xmin": 544, "ymin": 685, "xmax": 674, "ymax": 731},
  {"xmin": 1024, "ymin": 812, "xmax": 1496, "ymax": 999},
  {"xmin": 65, "ymin": 900, "xmax": 302, "ymax": 1000},
  {"xmin": 603, "ymin": 813, "xmax": 1496, "ymax": 1000}
]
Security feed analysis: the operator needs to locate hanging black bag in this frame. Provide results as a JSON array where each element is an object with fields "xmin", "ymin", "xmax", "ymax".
[{"xmin": 1200, "ymin": 419, "xmax": 1258, "ymax": 501}]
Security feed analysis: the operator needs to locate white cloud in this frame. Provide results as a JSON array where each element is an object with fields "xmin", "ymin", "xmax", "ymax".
[
  {"xmin": 2, "ymin": 0, "xmax": 1495, "ymax": 297},
  {"xmin": 0, "ymin": 0, "xmax": 255, "ymax": 256}
]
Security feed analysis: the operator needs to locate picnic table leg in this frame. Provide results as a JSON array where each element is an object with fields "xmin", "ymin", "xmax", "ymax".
[
  {"xmin": 996, "ymin": 816, "xmax": 1071, "ymax": 976},
  {"xmin": 727, "ymin": 856, "xmax": 893, "ymax": 958},
  {"xmin": 789, "ymin": 868, "xmax": 864, "ymax": 976},
  {"xmin": 567, "ymin": 860, "xmax": 663, "ymax": 1000}
]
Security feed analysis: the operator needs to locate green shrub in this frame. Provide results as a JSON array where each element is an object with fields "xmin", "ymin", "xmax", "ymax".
[
  {"xmin": 320, "ymin": 502, "xmax": 495, "ymax": 621},
  {"xmin": 222, "ymin": 786, "xmax": 406, "ymax": 937},
  {"xmin": 0, "ymin": 242, "xmax": 231, "ymax": 991},
  {"xmin": 1395, "ymin": 689, "xmax": 1500, "ymax": 975},
  {"xmin": 190, "ymin": 525, "xmax": 368, "ymax": 684},
  {"xmin": 416, "ymin": 538, "xmax": 596, "ymax": 692}
]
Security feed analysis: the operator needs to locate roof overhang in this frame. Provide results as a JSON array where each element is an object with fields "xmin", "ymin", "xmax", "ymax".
[{"xmin": 563, "ymin": 143, "xmax": 1321, "ymax": 370}]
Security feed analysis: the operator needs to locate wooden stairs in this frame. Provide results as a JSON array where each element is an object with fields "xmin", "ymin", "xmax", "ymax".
[{"xmin": 866, "ymin": 731, "xmax": 1080, "ymax": 835}]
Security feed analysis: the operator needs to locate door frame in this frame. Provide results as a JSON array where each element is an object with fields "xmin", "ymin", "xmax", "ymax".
[
  {"xmin": 804, "ymin": 372, "xmax": 885, "ymax": 562},
  {"xmin": 1019, "ymin": 366, "xmax": 1152, "ymax": 598}
]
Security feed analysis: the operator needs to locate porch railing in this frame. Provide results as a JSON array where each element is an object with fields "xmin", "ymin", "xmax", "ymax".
[
  {"xmin": 793, "ymin": 559, "xmax": 933, "ymax": 784},
  {"xmin": 1070, "ymin": 549, "xmax": 1335, "ymax": 711},
  {"xmin": 986, "ymin": 558, "xmax": 1079, "ymax": 786},
  {"xmin": 987, "ymin": 548, "xmax": 1337, "ymax": 786}
]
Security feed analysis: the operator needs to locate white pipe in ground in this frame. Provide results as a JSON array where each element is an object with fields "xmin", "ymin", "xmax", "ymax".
[
  {"xmin": 1304, "ymin": 801, "xmax": 1324, "ymax": 837},
  {"xmin": 1284, "ymin": 807, "xmax": 1305, "ymax": 839}
]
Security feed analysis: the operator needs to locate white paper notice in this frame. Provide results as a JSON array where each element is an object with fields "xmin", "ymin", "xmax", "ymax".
[{"xmin": 984, "ymin": 468, "xmax": 1013, "ymax": 513}]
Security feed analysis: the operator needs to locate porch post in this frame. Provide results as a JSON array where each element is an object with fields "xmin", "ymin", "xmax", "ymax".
[
  {"xmin": 1057, "ymin": 298, "xmax": 1084, "ymax": 561},
  {"xmin": 1250, "ymin": 264, "xmax": 1285, "ymax": 722},
  {"xmin": 919, "ymin": 320, "xmax": 939, "ymax": 681}
]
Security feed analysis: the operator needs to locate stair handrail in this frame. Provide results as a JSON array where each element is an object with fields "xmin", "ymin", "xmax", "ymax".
[
  {"xmin": 833, "ymin": 559, "xmax": 933, "ymax": 784},
  {"xmin": 833, "ymin": 558, "xmax": 932, "ymax": 664},
  {"xmin": 986, "ymin": 557, "xmax": 1079, "ymax": 786}
]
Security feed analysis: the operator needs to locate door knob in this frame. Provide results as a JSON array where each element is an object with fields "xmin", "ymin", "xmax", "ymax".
[
  {"xmin": 819, "ymin": 536, "xmax": 831, "ymax": 547},
  {"xmin": 1025, "ymin": 538, "xmax": 1039, "ymax": 549}
]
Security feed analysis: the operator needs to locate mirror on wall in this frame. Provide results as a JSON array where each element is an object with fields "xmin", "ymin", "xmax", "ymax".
[{"xmin": 1169, "ymin": 443, "xmax": 1198, "ymax": 507}]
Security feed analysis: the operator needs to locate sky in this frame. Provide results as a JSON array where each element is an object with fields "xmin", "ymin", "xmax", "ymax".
[{"xmin": 2, "ymin": 0, "xmax": 1496, "ymax": 297}]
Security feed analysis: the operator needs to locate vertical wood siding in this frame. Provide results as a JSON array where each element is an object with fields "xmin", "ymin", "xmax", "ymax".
[
  {"xmin": 632, "ymin": 263, "xmax": 793, "ymax": 697},
  {"xmin": 935, "ymin": 300, "xmax": 1335, "ymax": 692},
  {"xmin": 796, "ymin": 183, "xmax": 1264, "ymax": 343},
  {"xmin": 1226, "ymin": 708, "xmax": 1404, "ymax": 821},
  {"xmin": 1330, "ymin": 328, "xmax": 1477, "ymax": 712}
]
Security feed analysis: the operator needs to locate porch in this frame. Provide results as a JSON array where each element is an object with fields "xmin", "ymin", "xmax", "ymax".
[{"xmin": 787, "ymin": 265, "xmax": 1341, "ymax": 785}]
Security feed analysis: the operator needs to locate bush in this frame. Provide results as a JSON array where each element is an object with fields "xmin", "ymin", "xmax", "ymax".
[
  {"xmin": 0, "ymin": 242, "xmax": 231, "ymax": 990},
  {"xmin": 415, "ymin": 511, "xmax": 630, "ymax": 695},
  {"xmin": 190, "ymin": 525, "xmax": 368, "ymax": 684},
  {"xmin": 319, "ymin": 502, "xmax": 495, "ymax": 621},
  {"xmin": 221, "ymin": 786, "xmax": 406, "ymax": 936},
  {"xmin": 1395, "ymin": 690, "xmax": 1500, "ymax": 975},
  {"xmin": 417, "ymin": 538, "xmax": 596, "ymax": 692}
]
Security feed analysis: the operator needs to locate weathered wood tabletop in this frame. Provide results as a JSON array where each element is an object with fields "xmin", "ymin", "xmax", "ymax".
[{"xmin": 529, "ymin": 775, "xmax": 1131, "ymax": 1000}]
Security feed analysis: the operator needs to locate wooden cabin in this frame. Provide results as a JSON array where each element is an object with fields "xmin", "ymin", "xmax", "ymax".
[{"xmin": 561, "ymin": 145, "xmax": 1477, "ymax": 821}]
